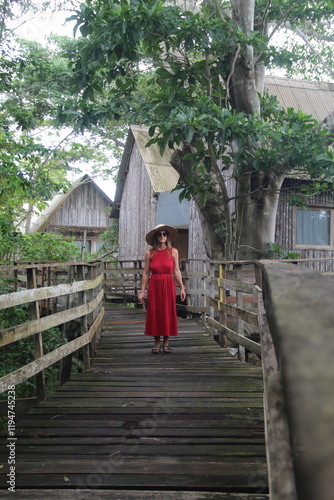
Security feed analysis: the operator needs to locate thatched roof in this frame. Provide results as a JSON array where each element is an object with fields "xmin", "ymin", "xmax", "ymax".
[{"xmin": 131, "ymin": 125, "xmax": 179, "ymax": 192}]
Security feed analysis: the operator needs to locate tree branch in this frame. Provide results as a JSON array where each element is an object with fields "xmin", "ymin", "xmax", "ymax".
[
  {"xmin": 285, "ymin": 25, "xmax": 334, "ymax": 79},
  {"xmin": 301, "ymin": 28, "xmax": 334, "ymax": 42},
  {"xmin": 268, "ymin": 5, "xmax": 295, "ymax": 43},
  {"xmin": 224, "ymin": 43, "xmax": 241, "ymax": 108}
]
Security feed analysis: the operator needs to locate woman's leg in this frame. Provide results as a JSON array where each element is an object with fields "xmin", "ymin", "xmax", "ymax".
[
  {"xmin": 151, "ymin": 336, "xmax": 161, "ymax": 354},
  {"xmin": 162, "ymin": 336, "xmax": 172, "ymax": 352}
]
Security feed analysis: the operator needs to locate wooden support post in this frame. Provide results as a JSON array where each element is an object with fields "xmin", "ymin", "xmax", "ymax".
[
  {"xmin": 77, "ymin": 264, "xmax": 90, "ymax": 371},
  {"xmin": 184, "ymin": 260, "xmax": 192, "ymax": 319},
  {"xmin": 88, "ymin": 264, "xmax": 101, "ymax": 359},
  {"xmin": 235, "ymin": 264, "xmax": 246, "ymax": 362},
  {"xmin": 257, "ymin": 282, "xmax": 297, "ymax": 500},
  {"xmin": 14, "ymin": 263, "xmax": 18, "ymax": 292},
  {"xmin": 201, "ymin": 259, "xmax": 207, "ymax": 322},
  {"xmin": 207, "ymin": 261, "xmax": 216, "ymax": 339},
  {"xmin": 59, "ymin": 265, "xmax": 74, "ymax": 386},
  {"xmin": 27, "ymin": 268, "xmax": 46, "ymax": 400},
  {"xmin": 218, "ymin": 263, "xmax": 228, "ymax": 347},
  {"xmin": 134, "ymin": 260, "xmax": 138, "ymax": 297},
  {"xmin": 52, "ymin": 266, "xmax": 57, "ymax": 314},
  {"xmin": 82, "ymin": 230, "xmax": 87, "ymax": 261},
  {"xmin": 120, "ymin": 261, "xmax": 127, "ymax": 306}
]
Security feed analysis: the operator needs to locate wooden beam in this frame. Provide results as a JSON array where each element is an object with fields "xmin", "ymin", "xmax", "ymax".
[
  {"xmin": 257, "ymin": 286, "xmax": 297, "ymax": 500},
  {"xmin": 0, "ymin": 307, "xmax": 104, "ymax": 393},
  {"xmin": 27, "ymin": 268, "xmax": 45, "ymax": 400},
  {"xmin": 0, "ymin": 289, "xmax": 104, "ymax": 348},
  {"xmin": 210, "ymin": 277, "xmax": 258, "ymax": 295},
  {"xmin": 0, "ymin": 273, "xmax": 103, "ymax": 310},
  {"xmin": 206, "ymin": 317, "xmax": 261, "ymax": 357},
  {"xmin": 208, "ymin": 297, "xmax": 259, "ymax": 327},
  {"xmin": 258, "ymin": 260, "xmax": 334, "ymax": 500}
]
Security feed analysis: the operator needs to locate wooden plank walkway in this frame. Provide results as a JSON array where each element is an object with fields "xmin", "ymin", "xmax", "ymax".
[{"xmin": 0, "ymin": 304, "xmax": 269, "ymax": 499}]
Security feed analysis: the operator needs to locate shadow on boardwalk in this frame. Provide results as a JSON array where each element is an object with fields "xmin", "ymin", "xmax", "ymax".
[{"xmin": 0, "ymin": 304, "xmax": 268, "ymax": 499}]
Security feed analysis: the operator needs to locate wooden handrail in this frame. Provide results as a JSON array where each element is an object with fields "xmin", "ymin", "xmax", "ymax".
[
  {"xmin": 0, "ymin": 262, "xmax": 104, "ymax": 397},
  {"xmin": 0, "ymin": 273, "xmax": 103, "ymax": 310},
  {"xmin": 0, "ymin": 307, "xmax": 104, "ymax": 393},
  {"xmin": 258, "ymin": 260, "xmax": 334, "ymax": 500}
]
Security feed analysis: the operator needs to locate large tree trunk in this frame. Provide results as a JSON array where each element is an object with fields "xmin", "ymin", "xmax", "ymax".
[
  {"xmin": 170, "ymin": 146, "xmax": 231, "ymax": 260},
  {"xmin": 172, "ymin": 0, "xmax": 284, "ymax": 261},
  {"xmin": 235, "ymin": 172, "xmax": 285, "ymax": 260},
  {"xmin": 229, "ymin": 0, "xmax": 260, "ymax": 114}
]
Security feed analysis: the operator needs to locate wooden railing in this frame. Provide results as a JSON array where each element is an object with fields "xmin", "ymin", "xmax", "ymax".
[
  {"xmin": 0, "ymin": 262, "xmax": 104, "ymax": 399},
  {"xmin": 258, "ymin": 260, "xmax": 334, "ymax": 500},
  {"xmin": 1, "ymin": 257, "xmax": 334, "ymax": 499},
  {"xmin": 104, "ymin": 256, "xmax": 334, "ymax": 500},
  {"xmin": 103, "ymin": 258, "xmax": 212, "ymax": 314}
]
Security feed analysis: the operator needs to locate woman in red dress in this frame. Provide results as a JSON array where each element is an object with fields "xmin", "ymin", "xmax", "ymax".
[{"xmin": 138, "ymin": 224, "xmax": 186, "ymax": 353}]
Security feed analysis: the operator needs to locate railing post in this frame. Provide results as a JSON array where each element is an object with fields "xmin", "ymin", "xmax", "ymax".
[
  {"xmin": 77, "ymin": 264, "xmax": 91, "ymax": 371},
  {"xmin": 120, "ymin": 261, "xmax": 127, "ymax": 306},
  {"xmin": 235, "ymin": 264, "xmax": 245, "ymax": 362},
  {"xmin": 27, "ymin": 267, "xmax": 46, "ymax": 400},
  {"xmin": 201, "ymin": 259, "xmax": 207, "ymax": 322},
  {"xmin": 89, "ymin": 263, "xmax": 102, "ymax": 359},
  {"xmin": 209, "ymin": 261, "xmax": 216, "ymax": 321},
  {"xmin": 184, "ymin": 260, "xmax": 192, "ymax": 319},
  {"xmin": 218, "ymin": 263, "xmax": 228, "ymax": 347}
]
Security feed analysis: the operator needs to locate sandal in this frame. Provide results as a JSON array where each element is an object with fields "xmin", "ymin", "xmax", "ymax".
[
  {"xmin": 162, "ymin": 346, "xmax": 172, "ymax": 353},
  {"xmin": 151, "ymin": 347, "xmax": 160, "ymax": 354}
]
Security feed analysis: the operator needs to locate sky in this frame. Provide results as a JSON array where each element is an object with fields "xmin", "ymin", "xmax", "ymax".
[
  {"xmin": 14, "ymin": 4, "xmax": 75, "ymax": 42},
  {"xmin": 13, "ymin": 4, "xmax": 117, "ymax": 200}
]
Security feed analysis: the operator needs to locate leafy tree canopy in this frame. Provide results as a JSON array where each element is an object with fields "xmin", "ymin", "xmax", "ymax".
[
  {"xmin": 60, "ymin": 0, "xmax": 334, "ymax": 259},
  {"xmin": 2, "ymin": 0, "xmax": 334, "ymax": 260},
  {"xmin": 0, "ymin": 4, "xmax": 123, "ymax": 257}
]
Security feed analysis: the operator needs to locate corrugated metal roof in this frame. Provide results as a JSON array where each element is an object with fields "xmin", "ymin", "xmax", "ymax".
[
  {"xmin": 131, "ymin": 125, "xmax": 179, "ymax": 192},
  {"xmin": 265, "ymin": 76, "xmax": 334, "ymax": 123}
]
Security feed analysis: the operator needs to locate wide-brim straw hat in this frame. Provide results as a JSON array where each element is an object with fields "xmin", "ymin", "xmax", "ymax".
[{"xmin": 145, "ymin": 224, "xmax": 178, "ymax": 246}]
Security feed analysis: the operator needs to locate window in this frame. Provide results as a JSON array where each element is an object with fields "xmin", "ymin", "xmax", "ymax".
[
  {"xmin": 95, "ymin": 241, "xmax": 105, "ymax": 252},
  {"xmin": 74, "ymin": 240, "xmax": 91, "ymax": 252},
  {"xmin": 295, "ymin": 207, "xmax": 334, "ymax": 248}
]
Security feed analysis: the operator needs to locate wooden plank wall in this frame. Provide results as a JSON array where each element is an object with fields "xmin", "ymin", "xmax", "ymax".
[
  {"xmin": 118, "ymin": 141, "xmax": 156, "ymax": 261},
  {"xmin": 49, "ymin": 182, "xmax": 111, "ymax": 230},
  {"xmin": 275, "ymin": 179, "xmax": 334, "ymax": 272}
]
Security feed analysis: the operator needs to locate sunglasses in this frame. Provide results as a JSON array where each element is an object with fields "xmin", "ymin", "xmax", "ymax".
[{"xmin": 156, "ymin": 231, "xmax": 168, "ymax": 237}]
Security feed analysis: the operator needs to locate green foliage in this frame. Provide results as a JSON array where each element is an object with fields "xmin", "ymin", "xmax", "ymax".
[
  {"xmin": 265, "ymin": 242, "xmax": 300, "ymax": 260},
  {"xmin": 0, "ymin": 281, "xmax": 29, "ymax": 328},
  {"xmin": 0, "ymin": 33, "xmax": 122, "ymax": 245},
  {"xmin": 18, "ymin": 233, "xmax": 81, "ymax": 262},
  {"xmin": 0, "ymin": 231, "xmax": 81, "ymax": 263},
  {"xmin": 0, "ymin": 277, "xmax": 66, "ymax": 399},
  {"xmin": 287, "ymin": 181, "xmax": 334, "ymax": 209},
  {"xmin": 261, "ymin": 0, "xmax": 334, "ymax": 81},
  {"xmin": 58, "ymin": 0, "xmax": 334, "ymax": 260},
  {"xmin": 150, "ymin": 94, "xmax": 334, "ymax": 202},
  {"xmin": 0, "ymin": 328, "xmax": 65, "ymax": 400},
  {"xmin": 86, "ymin": 220, "xmax": 119, "ymax": 261},
  {"xmin": 61, "ymin": 0, "xmax": 334, "ymax": 190}
]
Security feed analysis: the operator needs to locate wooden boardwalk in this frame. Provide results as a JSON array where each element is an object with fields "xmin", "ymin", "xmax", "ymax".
[{"xmin": 0, "ymin": 304, "xmax": 269, "ymax": 499}]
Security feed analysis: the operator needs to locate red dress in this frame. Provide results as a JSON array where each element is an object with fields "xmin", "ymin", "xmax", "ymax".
[{"xmin": 144, "ymin": 248, "xmax": 178, "ymax": 337}]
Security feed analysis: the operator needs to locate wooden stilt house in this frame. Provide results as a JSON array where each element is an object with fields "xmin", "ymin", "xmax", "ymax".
[{"xmin": 30, "ymin": 174, "xmax": 113, "ymax": 255}]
